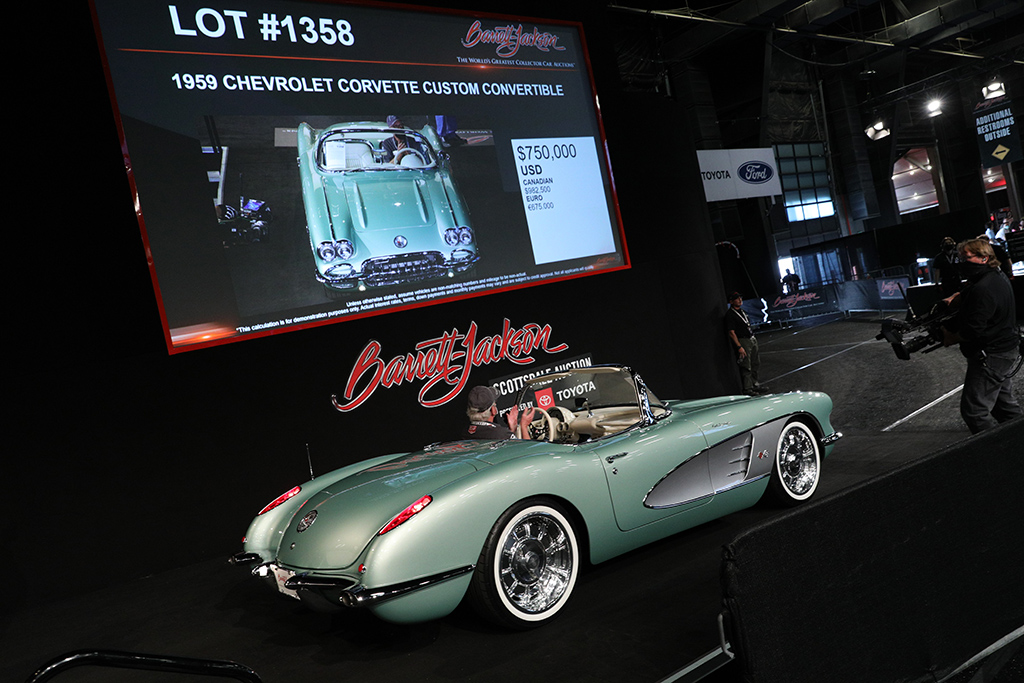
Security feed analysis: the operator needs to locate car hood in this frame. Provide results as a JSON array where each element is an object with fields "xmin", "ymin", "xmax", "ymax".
[
  {"xmin": 276, "ymin": 441, "xmax": 501, "ymax": 570},
  {"xmin": 327, "ymin": 175, "xmax": 436, "ymax": 231}
]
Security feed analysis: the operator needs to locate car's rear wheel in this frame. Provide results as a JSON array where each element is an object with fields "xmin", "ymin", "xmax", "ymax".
[
  {"xmin": 768, "ymin": 420, "xmax": 820, "ymax": 505},
  {"xmin": 469, "ymin": 499, "xmax": 579, "ymax": 629}
]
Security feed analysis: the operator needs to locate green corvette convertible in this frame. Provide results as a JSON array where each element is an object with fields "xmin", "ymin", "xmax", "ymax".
[
  {"xmin": 232, "ymin": 365, "xmax": 840, "ymax": 628},
  {"xmin": 297, "ymin": 120, "xmax": 478, "ymax": 293}
]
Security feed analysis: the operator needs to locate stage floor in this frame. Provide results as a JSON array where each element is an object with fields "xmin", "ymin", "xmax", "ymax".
[{"xmin": 5, "ymin": 315, "xmax": 1022, "ymax": 683}]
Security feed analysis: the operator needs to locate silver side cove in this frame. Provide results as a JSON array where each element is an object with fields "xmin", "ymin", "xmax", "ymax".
[{"xmin": 644, "ymin": 417, "xmax": 839, "ymax": 509}]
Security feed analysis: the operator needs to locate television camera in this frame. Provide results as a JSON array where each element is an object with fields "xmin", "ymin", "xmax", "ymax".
[
  {"xmin": 217, "ymin": 197, "xmax": 273, "ymax": 245},
  {"xmin": 877, "ymin": 302, "xmax": 957, "ymax": 360}
]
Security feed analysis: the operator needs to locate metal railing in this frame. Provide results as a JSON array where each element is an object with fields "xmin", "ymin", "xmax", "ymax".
[{"xmin": 26, "ymin": 650, "xmax": 263, "ymax": 683}]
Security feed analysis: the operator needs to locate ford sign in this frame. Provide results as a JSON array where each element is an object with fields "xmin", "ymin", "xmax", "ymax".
[{"xmin": 737, "ymin": 161, "xmax": 774, "ymax": 184}]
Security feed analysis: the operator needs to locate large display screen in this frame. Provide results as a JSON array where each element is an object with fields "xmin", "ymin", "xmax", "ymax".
[{"xmin": 91, "ymin": 0, "xmax": 629, "ymax": 352}]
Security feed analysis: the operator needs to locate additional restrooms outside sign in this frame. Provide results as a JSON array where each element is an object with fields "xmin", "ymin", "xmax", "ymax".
[
  {"xmin": 696, "ymin": 149, "xmax": 783, "ymax": 202},
  {"xmin": 90, "ymin": 1, "xmax": 628, "ymax": 353},
  {"xmin": 974, "ymin": 97, "xmax": 1021, "ymax": 169}
]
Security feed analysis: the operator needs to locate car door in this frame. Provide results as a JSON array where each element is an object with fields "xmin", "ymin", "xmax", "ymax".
[{"xmin": 583, "ymin": 415, "xmax": 710, "ymax": 531}]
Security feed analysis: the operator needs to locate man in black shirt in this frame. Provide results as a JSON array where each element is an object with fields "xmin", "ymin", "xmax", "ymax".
[
  {"xmin": 464, "ymin": 386, "xmax": 536, "ymax": 440},
  {"xmin": 943, "ymin": 238, "xmax": 1022, "ymax": 433},
  {"xmin": 781, "ymin": 269, "xmax": 801, "ymax": 294},
  {"xmin": 725, "ymin": 292, "xmax": 768, "ymax": 395},
  {"xmin": 381, "ymin": 115, "xmax": 427, "ymax": 165}
]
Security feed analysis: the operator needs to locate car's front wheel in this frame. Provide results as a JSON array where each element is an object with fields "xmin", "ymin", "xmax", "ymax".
[
  {"xmin": 768, "ymin": 419, "xmax": 821, "ymax": 505},
  {"xmin": 469, "ymin": 499, "xmax": 580, "ymax": 629}
]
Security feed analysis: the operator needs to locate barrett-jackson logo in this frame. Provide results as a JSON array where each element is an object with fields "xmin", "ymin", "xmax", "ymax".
[
  {"xmin": 461, "ymin": 20, "xmax": 565, "ymax": 58},
  {"xmin": 878, "ymin": 279, "xmax": 904, "ymax": 297},
  {"xmin": 332, "ymin": 319, "xmax": 568, "ymax": 412},
  {"xmin": 772, "ymin": 292, "xmax": 820, "ymax": 309}
]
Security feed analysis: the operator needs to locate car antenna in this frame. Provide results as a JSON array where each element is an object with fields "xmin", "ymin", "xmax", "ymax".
[{"xmin": 306, "ymin": 443, "xmax": 316, "ymax": 479}]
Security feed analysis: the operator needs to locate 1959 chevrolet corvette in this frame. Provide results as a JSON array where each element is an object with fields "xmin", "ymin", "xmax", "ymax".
[
  {"xmin": 231, "ymin": 365, "xmax": 840, "ymax": 628},
  {"xmin": 297, "ymin": 120, "xmax": 478, "ymax": 292}
]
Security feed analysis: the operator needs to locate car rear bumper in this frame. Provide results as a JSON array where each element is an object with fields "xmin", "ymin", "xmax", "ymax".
[
  {"xmin": 230, "ymin": 552, "xmax": 474, "ymax": 610},
  {"xmin": 334, "ymin": 565, "xmax": 475, "ymax": 608},
  {"xmin": 821, "ymin": 431, "xmax": 842, "ymax": 446}
]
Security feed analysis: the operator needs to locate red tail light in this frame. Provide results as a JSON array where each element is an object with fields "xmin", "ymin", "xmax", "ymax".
[
  {"xmin": 378, "ymin": 495, "xmax": 432, "ymax": 535},
  {"xmin": 258, "ymin": 486, "xmax": 301, "ymax": 515}
]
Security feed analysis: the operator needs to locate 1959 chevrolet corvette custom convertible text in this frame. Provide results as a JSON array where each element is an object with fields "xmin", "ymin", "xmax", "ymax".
[{"xmin": 231, "ymin": 365, "xmax": 840, "ymax": 628}]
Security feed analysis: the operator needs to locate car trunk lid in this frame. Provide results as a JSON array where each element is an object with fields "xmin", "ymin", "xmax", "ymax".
[{"xmin": 276, "ymin": 443, "xmax": 493, "ymax": 570}]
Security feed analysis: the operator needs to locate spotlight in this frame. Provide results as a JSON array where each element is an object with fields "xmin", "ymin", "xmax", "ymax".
[
  {"xmin": 926, "ymin": 99, "xmax": 943, "ymax": 117},
  {"xmin": 865, "ymin": 119, "xmax": 890, "ymax": 140},
  {"xmin": 982, "ymin": 79, "xmax": 1005, "ymax": 99}
]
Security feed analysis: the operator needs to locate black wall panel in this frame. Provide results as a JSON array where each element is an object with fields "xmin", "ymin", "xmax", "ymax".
[{"xmin": 6, "ymin": 1, "xmax": 736, "ymax": 609}]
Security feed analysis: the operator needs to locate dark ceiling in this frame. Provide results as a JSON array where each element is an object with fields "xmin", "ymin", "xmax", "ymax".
[{"xmin": 609, "ymin": 0, "xmax": 1023, "ymax": 111}]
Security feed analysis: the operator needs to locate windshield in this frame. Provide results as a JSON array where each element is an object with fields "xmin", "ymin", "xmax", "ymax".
[
  {"xmin": 317, "ymin": 128, "xmax": 436, "ymax": 171},
  {"xmin": 507, "ymin": 366, "xmax": 669, "ymax": 443},
  {"xmin": 517, "ymin": 367, "xmax": 663, "ymax": 414}
]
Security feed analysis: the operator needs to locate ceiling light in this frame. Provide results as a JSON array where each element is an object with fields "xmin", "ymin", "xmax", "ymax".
[
  {"xmin": 982, "ymin": 80, "xmax": 1005, "ymax": 99},
  {"xmin": 865, "ymin": 119, "xmax": 890, "ymax": 140},
  {"xmin": 926, "ymin": 99, "xmax": 943, "ymax": 117}
]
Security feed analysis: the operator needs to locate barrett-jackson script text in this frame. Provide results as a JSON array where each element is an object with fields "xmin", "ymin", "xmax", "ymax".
[{"xmin": 333, "ymin": 320, "xmax": 568, "ymax": 411}]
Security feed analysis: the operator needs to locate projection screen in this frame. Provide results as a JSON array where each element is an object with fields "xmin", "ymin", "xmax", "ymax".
[{"xmin": 91, "ymin": 0, "xmax": 629, "ymax": 352}]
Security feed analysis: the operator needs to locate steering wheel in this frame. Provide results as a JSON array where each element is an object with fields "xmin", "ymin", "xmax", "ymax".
[
  {"xmin": 528, "ymin": 408, "xmax": 557, "ymax": 442},
  {"xmin": 394, "ymin": 148, "xmax": 425, "ymax": 166}
]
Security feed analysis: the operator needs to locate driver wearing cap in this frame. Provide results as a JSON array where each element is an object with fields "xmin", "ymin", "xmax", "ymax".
[{"xmin": 465, "ymin": 386, "xmax": 535, "ymax": 440}]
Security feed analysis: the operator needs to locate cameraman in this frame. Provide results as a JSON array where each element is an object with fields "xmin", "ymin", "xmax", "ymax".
[{"xmin": 942, "ymin": 238, "xmax": 1022, "ymax": 433}]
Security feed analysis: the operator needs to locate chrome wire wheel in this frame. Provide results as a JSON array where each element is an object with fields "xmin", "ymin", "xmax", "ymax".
[
  {"xmin": 471, "ymin": 500, "xmax": 579, "ymax": 628},
  {"xmin": 770, "ymin": 421, "xmax": 820, "ymax": 504}
]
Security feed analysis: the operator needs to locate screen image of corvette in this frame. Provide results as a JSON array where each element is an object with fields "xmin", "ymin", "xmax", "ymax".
[
  {"xmin": 298, "ymin": 119, "xmax": 479, "ymax": 292},
  {"xmin": 91, "ymin": 0, "xmax": 629, "ymax": 351}
]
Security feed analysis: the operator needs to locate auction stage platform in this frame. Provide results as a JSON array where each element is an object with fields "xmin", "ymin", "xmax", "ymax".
[{"xmin": 5, "ymin": 315, "xmax": 1022, "ymax": 683}]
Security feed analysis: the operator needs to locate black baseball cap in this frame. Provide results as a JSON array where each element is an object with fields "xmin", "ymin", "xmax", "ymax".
[{"xmin": 467, "ymin": 385, "xmax": 497, "ymax": 410}]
